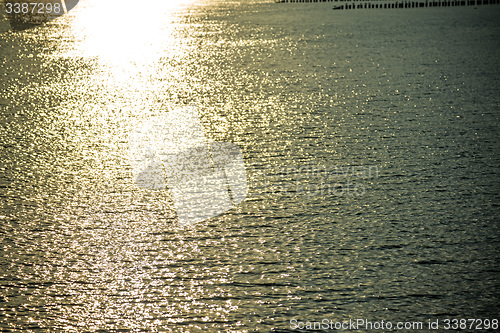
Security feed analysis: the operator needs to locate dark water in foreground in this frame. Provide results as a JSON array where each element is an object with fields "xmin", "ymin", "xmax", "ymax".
[{"xmin": 1, "ymin": 0, "xmax": 499, "ymax": 331}]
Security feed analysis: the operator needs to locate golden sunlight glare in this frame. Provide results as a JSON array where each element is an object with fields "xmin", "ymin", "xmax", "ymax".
[{"xmin": 72, "ymin": 0, "xmax": 194, "ymax": 62}]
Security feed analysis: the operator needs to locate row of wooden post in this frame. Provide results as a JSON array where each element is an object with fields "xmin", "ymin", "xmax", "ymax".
[{"xmin": 276, "ymin": 0, "xmax": 499, "ymax": 5}]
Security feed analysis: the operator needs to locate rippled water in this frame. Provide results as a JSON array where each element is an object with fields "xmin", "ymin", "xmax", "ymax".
[{"xmin": 1, "ymin": 0, "xmax": 499, "ymax": 331}]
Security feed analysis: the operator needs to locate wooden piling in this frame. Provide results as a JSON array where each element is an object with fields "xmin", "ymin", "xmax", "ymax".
[
  {"xmin": 275, "ymin": 0, "xmax": 500, "ymax": 10},
  {"xmin": 276, "ymin": 0, "xmax": 499, "ymax": 9}
]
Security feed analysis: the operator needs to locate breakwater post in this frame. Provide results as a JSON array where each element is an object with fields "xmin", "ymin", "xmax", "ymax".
[{"xmin": 275, "ymin": 0, "xmax": 499, "ymax": 7}]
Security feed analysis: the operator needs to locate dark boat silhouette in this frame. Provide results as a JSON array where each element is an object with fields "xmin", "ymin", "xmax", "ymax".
[{"xmin": 3, "ymin": 0, "xmax": 78, "ymax": 30}]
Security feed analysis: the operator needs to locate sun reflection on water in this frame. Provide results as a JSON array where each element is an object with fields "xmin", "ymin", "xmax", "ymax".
[{"xmin": 69, "ymin": 0, "xmax": 194, "ymax": 64}]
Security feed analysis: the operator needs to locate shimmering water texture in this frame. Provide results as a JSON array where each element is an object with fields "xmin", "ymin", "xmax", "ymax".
[{"xmin": 0, "ymin": 0, "xmax": 499, "ymax": 331}]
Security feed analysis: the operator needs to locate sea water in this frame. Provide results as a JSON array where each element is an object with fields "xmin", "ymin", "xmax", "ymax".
[{"xmin": 0, "ymin": 0, "xmax": 499, "ymax": 331}]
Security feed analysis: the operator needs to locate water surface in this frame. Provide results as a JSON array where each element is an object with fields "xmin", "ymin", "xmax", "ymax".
[{"xmin": 1, "ymin": 0, "xmax": 499, "ymax": 331}]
